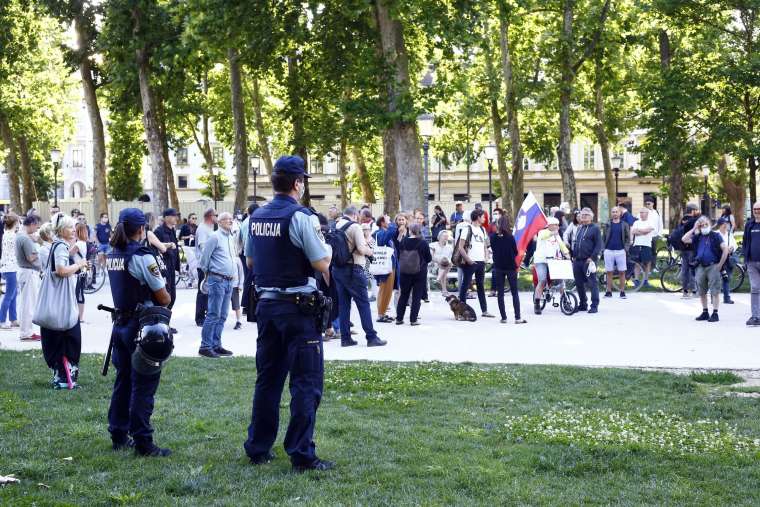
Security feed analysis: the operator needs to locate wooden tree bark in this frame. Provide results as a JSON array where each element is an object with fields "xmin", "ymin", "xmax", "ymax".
[
  {"xmin": 75, "ymin": 14, "xmax": 107, "ymax": 218},
  {"xmin": 352, "ymin": 145, "xmax": 376, "ymax": 204},
  {"xmin": 132, "ymin": 7, "xmax": 168, "ymax": 214},
  {"xmin": 497, "ymin": 5, "xmax": 524, "ymax": 217},
  {"xmin": 717, "ymin": 155, "xmax": 746, "ymax": 230},
  {"xmin": 249, "ymin": 77, "xmax": 273, "ymax": 174},
  {"xmin": 228, "ymin": 48, "xmax": 249, "ymax": 211},
  {"xmin": 338, "ymin": 139, "xmax": 349, "ymax": 209},
  {"xmin": 382, "ymin": 130, "xmax": 400, "ymax": 216},
  {"xmin": 0, "ymin": 114, "xmax": 21, "ymax": 211},
  {"xmin": 746, "ymin": 89, "xmax": 757, "ymax": 205},
  {"xmin": 593, "ymin": 53, "xmax": 616, "ymax": 215},
  {"xmin": 287, "ymin": 53, "xmax": 310, "ymax": 206},
  {"xmin": 374, "ymin": 0, "xmax": 424, "ymax": 213},
  {"xmin": 17, "ymin": 136, "xmax": 36, "ymax": 211},
  {"xmin": 660, "ymin": 30, "xmax": 684, "ymax": 229},
  {"xmin": 156, "ymin": 99, "xmax": 179, "ymax": 210}
]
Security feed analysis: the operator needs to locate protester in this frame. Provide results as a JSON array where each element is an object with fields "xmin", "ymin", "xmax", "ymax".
[
  {"xmin": 37, "ymin": 223, "xmax": 54, "ymax": 269},
  {"xmin": 721, "ymin": 204, "xmax": 736, "ymax": 232},
  {"xmin": 74, "ymin": 223, "xmax": 90, "ymax": 323},
  {"xmin": 333, "ymin": 206, "xmax": 386, "ymax": 347},
  {"xmin": 572, "ymin": 208, "xmax": 603, "ymax": 313},
  {"xmin": 42, "ymin": 213, "xmax": 87, "ymax": 389},
  {"xmin": 630, "ymin": 208, "xmax": 655, "ymax": 288},
  {"xmin": 717, "ymin": 217, "xmax": 738, "ymax": 305},
  {"xmin": 198, "ymin": 211, "xmax": 235, "ymax": 358},
  {"xmin": 373, "ymin": 214, "xmax": 397, "ymax": 323},
  {"xmin": 430, "ymin": 230, "xmax": 453, "ymax": 297},
  {"xmin": 395, "ymin": 222, "xmax": 432, "ymax": 325},
  {"xmin": 620, "ymin": 206, "xmax": 636, "ymax": 226},
  {"xmin": 450, "ymin": 201, "xmax": 464, "ymax": 229},
  {"xmin": 431, "ymin": 205, "xmax": 447, "ymax": 240},
  {"xmin": 490, "ymin": 215, "xmax": 525, "ymax": 324},
  {"xmin": 327, "ymin": 205, "xmax": 339, "ymax": 232},
  {"xmin": 533, "ymin": 217, "xmax": 570, "ymax": 314},
  {"xmin": 231, "ymin": 252, "xmax": 245, "ymax": 330},
  {"xmin": 240, "ymin": 203, "xmax": 258, "ymax": 315},
  {"xmin": 195, "ymin": 208, "xmax": 217, "ymax": 326},
  {"xmin": 563, "ymin": 209, "xmax": 580, "ymax": 252},
  {"xmin": 153, "ymin": 208, "xmax": 180, "ymax": 309},
  {"xmin": 179, "ymin": 212, "xmax": 198, "ymax": 287},
  {"xmin": 414, "ymin": 210, "xmax": 431, "ymax": 301},
  {"xmin": 742, "ymin": 202, "xmax": 760, "ymax": 326},
  {"xmin": 456, "ymin": 209, "xmax": 494, "ymax": 318},
  {"xmin": 644, "ymin": 198, "xmax": 663, "ymax": 247},
  {"xmin": 0, "ymin": 213, "xmax": 19, "ymax": 330},
  {"xmin": 602, "ymin": 207, "xmax": 630, "ymax": 298},
  {"xmin": 674, "ymin": 204, "xmax": 701, "ymax": 298},
  {"xmin": 16, "ymin": 214, "xmax": 41, "ymax": 341},
  {"xmin": 474, "ymin": 203, "xmax": 489, "ymax": 230},
  {"xmin": 95, "ymin": 213, "xmax": 112, "ymax": 266},
  {"xmin": 682, "ymin": 216, "xmax": 728, "ymax": 322}
]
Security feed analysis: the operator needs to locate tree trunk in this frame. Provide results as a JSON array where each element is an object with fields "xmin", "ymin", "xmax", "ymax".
[
  {"xmin": 287, "ymin": 53, "xmax": 310, "ymax": 207},
  {"xmin": 750, "ymin": 156, "xmax": 758, "ymax": 207},
  {"xmin": 250, "ymin": 77, "xmax": 273, "ymax": 174},
  {"xmin": 156, "ymin": 100, "xmax": 179, "ymax": 210},
  {"xmin": 228, "ymin": 48, "xmax": 249, "ymax": 211},
  {"xmin": 338, "ymin": 139, "xmax": 348, "ymax": 209},
  {"xmin": 17, "ymin": 136, "xmax": 36, "ymax": 211},
  {"xmin": 382, "ymin": 130, "xmax": 399, "ymax": 216},
  {"xmin": 490, "ymin": 100, "xmax": 511, "ymax": 218},
  {"xmin": 660, "ymin": 29, "xmax": 684, "ymax": 229},
  {"xmin": 0, "ymin": 114, "xmax": 21, "ymax": 211},
  {"xmin": 352, "ymin": 145, "xmax": 376, "ymax": 204},
  {"xmin": 557, "ymin": 0, "xmax": 578, "ymax": 209},
  {"xmin": 593, "ymin": 52, "xmax": 615, "ymax": 216},
  {"xmin": 133, "ymin": 7, "xmax": 167, "ymax": 214},
  {"xmin": 746, "ymin": 90, "xmax": 756, "ymax": 204},
  {"xmin": 497, "ymin": 4, "xmax": 524, "ymax": 217},
  {"xmin": 374, "ymin": 0, "xmax": 424, "ymax": 213},
  {"xmin": 717, "ymin": 155, "xmax": 746, "ymax": 230},
  {"xmin": 76, "ymin": 14, "xmax": 107, "ymax": 219}
]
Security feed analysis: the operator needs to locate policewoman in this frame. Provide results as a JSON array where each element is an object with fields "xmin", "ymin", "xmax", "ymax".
[
  {"xmin": 243, "ymin": 155, "xmax": 335, "ymax": 473},
  {"xmin": 106, "ymin": 208, "xmax": 173, "ymax": 457}
]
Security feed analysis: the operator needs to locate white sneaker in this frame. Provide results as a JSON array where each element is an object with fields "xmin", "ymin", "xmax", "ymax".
[{"xmin": 0, "ymin": 323, "xmax": 11, "ymax": 330}]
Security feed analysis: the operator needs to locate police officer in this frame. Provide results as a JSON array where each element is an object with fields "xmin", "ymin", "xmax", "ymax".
[
  {"xmin": 243, "ymin": 155, "xmax": 335, "ymax": 472},
  {"xmin": 106, "ymin": 208, "xmax": 173, "ymax": 457}
]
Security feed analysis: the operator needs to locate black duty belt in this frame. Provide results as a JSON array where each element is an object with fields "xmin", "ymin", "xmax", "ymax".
[
  {"xmin": 208, "ymin": 271, "xmax": 234, "ymax": 281},
  {"xmin": 259, "ymin": 291, "xmax": 316, "ymax": 304}
]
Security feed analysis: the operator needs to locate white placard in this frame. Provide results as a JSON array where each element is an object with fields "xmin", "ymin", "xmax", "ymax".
[{"xmin": 547, "ymin": 259, "xmax": 574, "ymax": 280}]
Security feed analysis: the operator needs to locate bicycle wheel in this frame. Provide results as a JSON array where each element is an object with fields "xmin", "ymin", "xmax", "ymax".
[
  {"xmin": 540, "ymin": 294, "xmax": 548, "ymax": 310},
  {"xmin": 83, "ymin": 265, "xmax": 106, "ymax": 294},
  {"xmin": 654, "ymin": 245, "xmax": 672, "ymax": 272},
  {"xmin": 560, "ymin": 291, "xmax": 578, "ymax": 315},
  {"xmin": 625, "ymin": 261, "xmax": 646, "ymax": 292},
  {"xmin": 659, "ymin": 263, "xmax": 683, "ymax": 293},
  {"xmin": 730, "ymin": 265, "xmax": 746, "ymax": 292}
]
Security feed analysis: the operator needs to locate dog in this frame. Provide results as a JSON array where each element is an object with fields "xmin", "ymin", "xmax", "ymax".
[{"xmin": 445, "ymin": 295, "xmax": 477, "ymax": 322}]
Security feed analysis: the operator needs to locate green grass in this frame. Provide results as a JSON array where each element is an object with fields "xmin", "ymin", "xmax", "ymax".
[
  {"xmin": 2, "ymin": 351, "xmax": 760, "ymax": 505},
  {"xmin": 689, "ymin": 371, "xmax": 743, "ymax": 385}
]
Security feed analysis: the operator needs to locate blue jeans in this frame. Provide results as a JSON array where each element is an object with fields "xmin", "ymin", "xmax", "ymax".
[
  {"xmin": 332, "ymin": 265, "xmax": 378, "ymax": 342},
  {"xmin": 201, "ymin": 275, "xmax": 232, "ymax": 350},
  {"xmin": 0, "ymin": 271, "xmax": 18, "ymax": 323}
]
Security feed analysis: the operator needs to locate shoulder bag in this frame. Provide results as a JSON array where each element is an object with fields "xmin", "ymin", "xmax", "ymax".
[{"xmin": 32, "ymin": 241, "xmax": 79, "ymax": 331}]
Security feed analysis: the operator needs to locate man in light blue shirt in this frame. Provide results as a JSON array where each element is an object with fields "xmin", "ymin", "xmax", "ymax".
[{"xmin": 199, "ymin": 211, "xmax": 235, "ymax": 358}]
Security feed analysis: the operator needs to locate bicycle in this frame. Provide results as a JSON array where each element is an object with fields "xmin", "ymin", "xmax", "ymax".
[
  {"xmin": 660, "ymin": 259, "xmax": 745, "ymax": 293},
  {"xmin": 83, "ymin": 246, "xmax": 107, "ymax": 295},
  {"xmin": 654, "ymin": 241, "xmax": 680, "ymax": 271},
  {"xmin": 176, "ymin": 245, "xmax": 196, "ymax": 289},
  {"xmin": 598, "ymin": 258, "xmax": 649, "ymax": 292},
  {"xmin": 539, "ymin": 280, "xmax": 579, "ymax": 316}
]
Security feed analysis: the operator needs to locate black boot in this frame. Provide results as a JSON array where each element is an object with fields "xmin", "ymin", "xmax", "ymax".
[{"xmin": 533, "ymin": 299, "xmax": 542, "ymax": 315}]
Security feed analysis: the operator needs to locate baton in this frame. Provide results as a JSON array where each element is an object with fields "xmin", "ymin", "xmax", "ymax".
[{"xmin": 98, "ymin": 304, "xmax": 115, "ymax": 376}]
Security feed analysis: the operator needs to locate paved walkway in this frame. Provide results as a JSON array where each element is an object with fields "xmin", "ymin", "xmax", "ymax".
[{"xmin": 3, "ymin": 285, "xmax": 759, "ymax": 369}]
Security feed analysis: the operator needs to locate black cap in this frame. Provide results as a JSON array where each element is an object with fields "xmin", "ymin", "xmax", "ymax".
[
  {"xmin": 273, "ymin": 156, "xmax": 309, "ymax": 178},
  {"xmin": 163, "ymin": 208, "xmax": 179, "ymax": 217}
]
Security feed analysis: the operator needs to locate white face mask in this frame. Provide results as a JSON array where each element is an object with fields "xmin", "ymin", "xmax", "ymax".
[{"xmin": 700, "ymin": 226, "xmax": 711, "ymax": 235}]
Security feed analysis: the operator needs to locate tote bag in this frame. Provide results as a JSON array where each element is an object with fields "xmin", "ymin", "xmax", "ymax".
[
  {"xmin": 33, "ymin": 241, "xmax": 79, "ymax": 331},
  {"xmin": 369, "ymin": 246, "xmax": 393, "ymax": 276}
]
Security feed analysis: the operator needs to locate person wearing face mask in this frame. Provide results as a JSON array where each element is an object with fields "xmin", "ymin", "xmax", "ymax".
[{"xmin": 682, "ymin": 216, "xmax": 728, "ymax": 322}]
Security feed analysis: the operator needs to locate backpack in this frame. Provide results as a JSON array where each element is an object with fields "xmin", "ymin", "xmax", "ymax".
[
  {"xmin": 325, "ymin": 221, "xmax": 355, "ymax": 267},
  {"xmin": 398, "ymin": 247, "xmax": 421, "ymax": 275},
  {"xmin": 668, "ymin": 224, "xmax": 686, "ymax": 250}
]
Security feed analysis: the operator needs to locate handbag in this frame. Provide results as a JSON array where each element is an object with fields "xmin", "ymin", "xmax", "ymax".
[
  {"xmin": 368, "ymin": 245, "xmax": 393, "ymax": 275},
  {"xmin": 33, "ymin": 241, "xmax": 79, "ymax": 331},
  {"xmin": 451, "ymin": 226, "xmax": 472, "ymax": 267}
]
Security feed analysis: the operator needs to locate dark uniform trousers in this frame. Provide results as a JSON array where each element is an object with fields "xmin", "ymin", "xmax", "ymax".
[
  {"xmin": 108, "ymin": 320, "xmax": 162, "ymax": 446},
  {"xmin": 244, "ymin": 300, "xmax": 323, "ymax": 466},
  {"xmin": 163, "ymin": 257, "xmax": 177, "ymax": 309}
]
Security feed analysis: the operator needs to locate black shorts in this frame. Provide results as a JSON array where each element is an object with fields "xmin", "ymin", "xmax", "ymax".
[{"xmin": 630, "ymin": 245, "xmax": 653, "ymax": 264}]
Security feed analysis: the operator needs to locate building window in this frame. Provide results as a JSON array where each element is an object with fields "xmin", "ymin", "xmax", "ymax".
[
  {"xmin": 176, "ymin": 148, "xmax": 188, "ymax": 166},
  {"xmin": 311, "ymin": 160, "xmax": 323, "ymax": 174},
  {"xmin": 212, "ymin": 146, "xmax": 224, "ymax": 167},
  {"xmin": 453, "ymin": 193, "xmax": 469, "ymax": 202},
  {"xmin": 543, "ymin": 193, "xmax": 561, "ymax": 211},
  {"xmin": 523, "ymin": 158, "xmax": 529, "ymax": 171},
  {"xmin": 583, "ymin": 145, "xmax": 595, "ymax": 170},
  {"xmin": 580, "ymin": 193, "xmax": 599, "ymax": 218},
  {"xmin": 310, "ymin": 194, "xmax": 325, "ymax": 200},
  {"xmin": 178, "ymin": 175, "xmax": 188, "ymax": 189},
  {"xmin": 72, "ymin": 148, "xmax": 83, "ymax": 168}
]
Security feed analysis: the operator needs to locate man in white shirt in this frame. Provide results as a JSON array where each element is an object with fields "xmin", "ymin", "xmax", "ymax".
[
  {"xmin": 455, "ymin": 209, "xmax": 494, "ymax": 318},
  {"xmin": 630, "ymin": 208, "xmax": 655, "ymax": 288},
  {"xmin": 644, "ymin": 197, "xmax": 663, "ymax": 248}
]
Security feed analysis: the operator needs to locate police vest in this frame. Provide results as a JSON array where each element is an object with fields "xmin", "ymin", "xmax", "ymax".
[
  {"xmin": 250, "ymin": 195, "xmax": 313, "ymax": 288},
  {"xmin": 107, "ymin": 241, "xmax": 156, "ymax": 313}
]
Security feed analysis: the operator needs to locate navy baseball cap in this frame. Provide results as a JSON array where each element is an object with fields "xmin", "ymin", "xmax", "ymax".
[
  {"xmin": 273, "ymin": 155, "xmax": 309, "ymax": 178},
  {"xmin": 163, "ymin": 207, "xmax": 179, "ymax": 217},
  {"xmin": 717, "ymin": 217, "xmax": 730, "ymax": 226},
  {"xmin": 119, "ymin": 208, "xmax": 146, "ymax": 227}
]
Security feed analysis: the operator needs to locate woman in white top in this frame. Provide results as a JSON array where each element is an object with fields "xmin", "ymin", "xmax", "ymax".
[
  {"xmin": 231, "ymin": 255, "xmax": 245, "ymax": 330},
  {"xmin": 0, "ymin": 213, "xmax": 20, "ymax": 329},
  {"xmin": 718, "ymin": 216, "xmax": 738, "ymax": 304},
  {"xmin": 430, "ymin": 230, "xmax": 454, "ymax": 296}
]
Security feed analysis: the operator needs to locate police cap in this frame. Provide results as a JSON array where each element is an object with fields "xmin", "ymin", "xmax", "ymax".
[{"xmin": 273, "ymin": 155, "xmax": 309, "ymax": 178}]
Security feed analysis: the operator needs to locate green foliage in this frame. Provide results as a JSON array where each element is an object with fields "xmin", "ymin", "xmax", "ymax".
[
  {"xmin": 689, "ymin": 371, "xmax": 743, "ymax": 385},
  {"xmin": 198, "ymin": 172, "xmax": 229, "ymax": 201},
  {"xmin": 107, "ymin": 113, "xmax": 145, "ymax": 201}
]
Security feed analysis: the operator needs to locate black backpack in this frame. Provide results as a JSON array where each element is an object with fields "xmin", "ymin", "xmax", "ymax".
[
  {"xmin": 668, "ymin": 224, "xmax": 686, "ymax": 250},
  {"xmin": 398, "ymin": 248, "xmax": 421, "ymax": 275},
  {"xmin": 325, "ymin": 221, "xmax": 355, "ymax": 267}
]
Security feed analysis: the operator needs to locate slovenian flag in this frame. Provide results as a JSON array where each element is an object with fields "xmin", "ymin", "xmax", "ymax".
[{"xmin": 513, "ymin": 192, "xmax": 548, "ymax": 267}]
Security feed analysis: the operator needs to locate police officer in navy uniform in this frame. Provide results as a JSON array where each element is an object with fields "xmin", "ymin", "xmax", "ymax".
[
  {"xmin": 106, "ymin": 208, "xmax": 173, "ymax": 457},
  {"xmin": 243, "ymin": 155, "xmax": 335, "ymax": 472}
]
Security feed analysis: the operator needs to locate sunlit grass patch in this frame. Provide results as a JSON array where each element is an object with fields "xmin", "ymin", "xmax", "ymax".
[{"xmin": 689, "ymin": 371, "xmax": 743, "ymax": 385}]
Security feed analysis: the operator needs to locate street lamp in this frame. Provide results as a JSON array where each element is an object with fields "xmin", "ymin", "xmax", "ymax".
[
  {"xmin": 484, "ymin": 143, "xmax": 497, "ymax": 217},
  {"xmin": 250, "ymin": 154, "xmax": 260, "ymax": 202},
  {"xmin": 212, "ymin": 166, "xmax": 220, "ymax": 210},
  {"xmin": 418, "ymin": 114, "xmax": 434, "ymax": 210},
  {"xmin": 611, "ymin": 153, "xmax": 622, "ymax": 205},
  {"xmin": 702, "ymin": 166, "xmax": 710, "ymax": 216},
  {"xmin": 50, "ymin": 149, "xmax": 61, "ymax": 207}
]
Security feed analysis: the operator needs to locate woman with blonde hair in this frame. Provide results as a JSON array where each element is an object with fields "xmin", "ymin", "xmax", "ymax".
[
  {"xmin": 430, "ymin": 229, "xmax": 453, "ymax": 296},
  {"xmin": 37, "ymin": 222, "xmax": 55, "ymax": 268},
  {"xmin": 41, "ymin": 213, "xmax": 88, "ymax": 389}
]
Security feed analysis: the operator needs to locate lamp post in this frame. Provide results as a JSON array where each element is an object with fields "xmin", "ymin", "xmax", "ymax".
[
  {"xmin": 212, "ymin": 167, "xmax": 220, "ymax": 209},
  {"xmin": 50, "ymin": 149, "xmax": 61, "ymax": 207},
  {"xmin": 250, "ymin": 155, "xmax": 260, "ymax": 202},
  {"xmin": 437, "ymin": 158, "xmax": 442, "ymax": 203},
  {"xmin": 417, "ymin": 114, "xmax": 434, "ymax": 212},
  {"xmin": 611, "ymin": 153, "xmax": 622, "ymax": 206},
  {"xmin": 702, "ymin": 166, "xmax": 710, "ymax": 216},
  {"xmin": 484, "ymin": 143, "xmax": 497, "ymax": 217}
]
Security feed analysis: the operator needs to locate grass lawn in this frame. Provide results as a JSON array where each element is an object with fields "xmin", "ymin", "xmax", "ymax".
[{"xmin": 2, "ymin": 350, "xmax": 760, "ymax": 505}]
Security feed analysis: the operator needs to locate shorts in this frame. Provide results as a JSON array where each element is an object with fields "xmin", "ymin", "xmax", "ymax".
[
  {"xmin": 695, "ymin": 263, "xmax": 721, "ymax": 296},
  {"xmin": 603, "ymin": 249, "xmax": 626, "ymax": 272},
  {"xmin": 98, "ymin": 243, "xmax": 111, "ymax": 255},
  {"xmin": 231, "ymin": 287, "xmax": 240, "ymax": 311},
  {"xmin": 535, "ymin": 263, "xmax": 549, "ymax": 283},
  {"xmin": 630, "ymin": 245, "xmax": 653, "ymax": 264}
]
